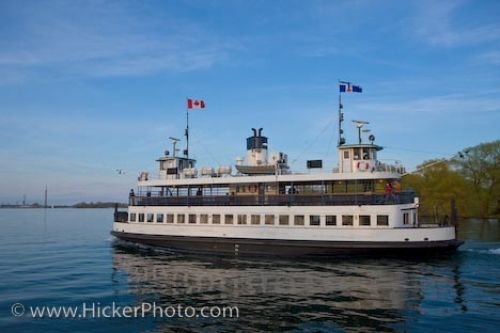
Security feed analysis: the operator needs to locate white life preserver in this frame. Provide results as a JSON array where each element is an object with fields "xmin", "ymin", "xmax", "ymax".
[{"xmin": 357, "ymin": 161, "xmax": 370, "ymax": 171}]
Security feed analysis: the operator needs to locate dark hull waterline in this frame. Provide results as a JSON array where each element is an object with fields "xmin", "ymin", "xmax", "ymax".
[{"xmin": 111, "ymin": 231, "xmax": 463, "ymax": 257}]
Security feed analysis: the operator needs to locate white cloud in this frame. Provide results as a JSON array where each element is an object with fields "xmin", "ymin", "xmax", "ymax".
[
  {"xmin": 0, "ymin": 1, "xmax": 236, "ymax": 82},
  {"xmin": 413, "ymin": 0, "xmax": 500, "ymax": 47}
]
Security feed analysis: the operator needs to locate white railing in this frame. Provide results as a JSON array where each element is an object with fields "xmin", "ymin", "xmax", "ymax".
[{"xmin": 375, "ymin": 160, "xmax": 406, "ymax": 174}]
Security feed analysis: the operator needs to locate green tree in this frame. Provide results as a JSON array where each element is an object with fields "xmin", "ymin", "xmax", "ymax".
[
  {"xmin": 402, "ymin": 159, "xmax": 470, "ymax": 219},
  {"xmin": 452, "ymin": 140, "xmax": 500, "ymax": 218},
  {"xmin": 403, "ymin": 140, "xmax": 500, "ymax": 219}
]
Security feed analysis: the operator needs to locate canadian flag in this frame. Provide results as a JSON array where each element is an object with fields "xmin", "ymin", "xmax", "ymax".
[{"xmin": 187, "ymin": 98, "xmax": 205, "ymax": 109}]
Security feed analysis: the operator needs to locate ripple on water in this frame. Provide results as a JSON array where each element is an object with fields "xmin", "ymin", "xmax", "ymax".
[{"xmin": 0, "ymin": 210, "xmax": 499, "ymax": 333}]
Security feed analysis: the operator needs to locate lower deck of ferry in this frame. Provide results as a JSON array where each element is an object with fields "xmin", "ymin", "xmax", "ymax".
[{"xmin": 112, "ymin": 203, "xmax": 462, "ymax": 256}]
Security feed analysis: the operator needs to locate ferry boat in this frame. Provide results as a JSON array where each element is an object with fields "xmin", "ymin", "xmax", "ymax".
[{"xmin": 112, "ymin": 92, "xmax": 463, "ymax": 256}]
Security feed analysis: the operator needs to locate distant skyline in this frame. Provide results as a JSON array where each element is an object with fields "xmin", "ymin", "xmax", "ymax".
[{"xmin": 1, "ymin": 0, "xmax": 499, "ymax": 204}]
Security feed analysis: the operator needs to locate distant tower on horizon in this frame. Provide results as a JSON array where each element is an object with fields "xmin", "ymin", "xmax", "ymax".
[
  {"xmin": 44, "ymin": 186, "xmax": 48, "ymax": 208},
  {"xmin": 22, "ymin": 194, "xmax": 26, "ymax": 206}
]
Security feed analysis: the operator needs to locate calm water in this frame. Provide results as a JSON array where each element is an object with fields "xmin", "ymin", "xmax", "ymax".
[{"xmin": 0, "ymin": 209, "xmax": 499, "ymax": 333}]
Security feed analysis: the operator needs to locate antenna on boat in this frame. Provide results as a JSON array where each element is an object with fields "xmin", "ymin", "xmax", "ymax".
[
  {"xmin": 169, "ymin": 136, "xmax": 181, "ymax": 157},
  {"xmin": 352, "ymin": 119, "xmax": 370, "ymax": 144}
]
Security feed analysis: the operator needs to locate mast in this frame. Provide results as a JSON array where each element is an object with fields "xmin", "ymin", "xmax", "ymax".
[
  {"xmin": 338, "ymin": 93, "xmax": 343, "ymax": 146},
  {"xmin": 185, "ymin": 99, "xmax": 189, "ymax": 161},
  {"xmin": 338, "ymin": 81, "xmax": 344, "ymax": 146},
  {"xmin": 184, "ymin": 97, "xmax": 205, "ymax": 164},
  {"xmin": 338, "ymin": 80, "xmax": 362, "ymax": 146}
]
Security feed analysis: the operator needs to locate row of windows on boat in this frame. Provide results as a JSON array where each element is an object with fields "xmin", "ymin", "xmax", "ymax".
[
  {"xmin": 128, "ymin": 213, "xmax": 400, "ymax": 227},
  {"xmin": 134, "ymin": 179, "xmax": 402, "ymax": 197}
]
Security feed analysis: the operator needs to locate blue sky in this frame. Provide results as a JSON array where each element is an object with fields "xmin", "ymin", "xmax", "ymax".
[{"xmin": 0, "ymin": 0, "xmax": 499, "ymax": 205}]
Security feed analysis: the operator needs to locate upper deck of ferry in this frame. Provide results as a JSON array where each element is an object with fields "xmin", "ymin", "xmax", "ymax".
[
  {"xmin": 138, "ymin": 127, "xmax": 406, "ymax": 186},
  {"xmin": 130, "ymin": 127, "xmax": 413, "ymax": 207}
]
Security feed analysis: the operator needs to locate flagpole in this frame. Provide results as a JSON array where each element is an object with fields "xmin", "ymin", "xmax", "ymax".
[
  {"xmin": 338, "ymin": 93, "xmax": 341, "ymax": 146},
  {"xmin": 185, "ymin": 98, "xmax": 189, "ymax": 162},
  {"xmin": 338, "ymin": 80, "xmax": 343, "ymax": 147}
]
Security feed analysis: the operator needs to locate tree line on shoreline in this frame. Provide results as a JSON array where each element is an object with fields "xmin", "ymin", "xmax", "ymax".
[{"xmin": 0, "ymin": 202, "xmax": 127, "ymax": 209}]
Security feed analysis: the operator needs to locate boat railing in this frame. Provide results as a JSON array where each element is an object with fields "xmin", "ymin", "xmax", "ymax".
[
  {"xmin": 129, "ymin": 191, "xmax": 415, "ymax": 206},
  {"xmin": 375, "ymin": 160, "xmax": 406, "ymax": 174}
]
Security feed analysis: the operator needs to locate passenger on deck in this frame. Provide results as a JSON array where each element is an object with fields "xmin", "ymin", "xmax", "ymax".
[
  {"xmin": 129, "ymin": 189, "xmax": 135, "ymax": 205},
  {"xmin": 384, "ymin": 181, "xmax": 394, "ymax": 202}
]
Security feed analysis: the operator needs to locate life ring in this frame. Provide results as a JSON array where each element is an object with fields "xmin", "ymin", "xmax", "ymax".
[{"xmin": 357, "ymin": 161, "xmax": 370, "ymax": 171}]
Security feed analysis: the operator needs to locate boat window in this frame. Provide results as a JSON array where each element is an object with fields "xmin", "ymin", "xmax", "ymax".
[
  {"xmin": 200, "ymin": 214, "xmax": 209, "ymax": 224},
  {"xmin": 156, "ymin": 213, "xmax": 164, "ymax": 223},
  {"xmin": 251, "ymin": 215, "xmax": 261, "ymax": 225},
  {"xmin": 342, "ymin": 215, "xmax": 353, "ymax": 226},
  {"xmin": 166, "ymin": 214, "xmax": 174, "ymax": 223},
  {"xmin": 346, "ymin": 181, "xmax": 367, "ymax": 193},
  {"xmin": 265, "ymin": 215, "xmax": 275, "ymax": 225},
  {"xmin": 138, "ymin": 213, "xmax": 144, "ymax": 222},
  {"xmin": 362, "ymin": 148, "xmax": 370, "ymax": 160},
  {"xmin": 147, "ymin": 213, "xmax": 154, "ymax": 222},
  {"xmin": 309, "ymin": 215, "xmax": 320, "ymax": 226},
  {"xmin": 377, "ymin": 215, "xmax": 389, "ymax": 226},
  {"xmin": 326, "ymin": 215, "xmax": 337, "ymax": 226},
  {"xmin": 359, "ymin": 215, "xmax": 371, "ymax": 226},
  {"xmin": 224, "ymin": 214, "xmax": 234, "ymax": 224},
  {"xmin": 294, "ymin": 215, "xmax": 304, "ymax": 226},
  {"xmin": 266, "ymin": 185, "xmax": 276, "ymax": 193},
  {"xmin": 403, "ymin": 212, "xmax": 409, "ymax": 225},
  {"xmin": 129, "ymin": 213, "xmax": 136, "ymax": 222},
  {"xmin": 413, "ymin": 212, "xmax": 417, "ymax": 226},
  {"xmin": 375, "ymin": 179, "xmax": 386, "ymax": 192},
  {"xmin": 212, "ymin": 214, "xmax": 221, "ymax": 224},
  {"xmin": 237, "ymin": 215, "xmax": 247, "ymax": 225},
  {"xmin": 343, "ymin": 150, "xmax": 349, "ymax": 159},
  {"xmin": 189, "ymin": 214, "xmax": 197, "ymax": 224},
  {"xmin": 332, "ymin": 181, "xmax": 345, "ymax": 194},
  {"xmin": 360, "ymin": 180, "xmax": 375, "ymax": 192},
  {"xmin": 353, "ymin": 148, "xmax": 360, "ymax": 160},
  {"xmin": 279, "ymin": 215, "xmax": 289, "ymax": 225},
  {"xmin": 177, "ymin": 214, "xmax": 185, "ymax": 224}
]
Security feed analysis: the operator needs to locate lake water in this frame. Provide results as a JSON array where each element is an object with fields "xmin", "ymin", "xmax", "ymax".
[{"xmin": 0, "ymin": 209, "xmax": 499, "ymax": 332}]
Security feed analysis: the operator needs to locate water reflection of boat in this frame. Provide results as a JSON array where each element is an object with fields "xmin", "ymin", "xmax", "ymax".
[{"xmin": 112, "ymin": 244, "xmax": 435, "ymax": 331}]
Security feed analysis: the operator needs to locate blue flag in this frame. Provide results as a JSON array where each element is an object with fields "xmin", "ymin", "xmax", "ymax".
[{"xmin": 339, "ymin": 82, "xmax": 362, "ymax": 93}]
